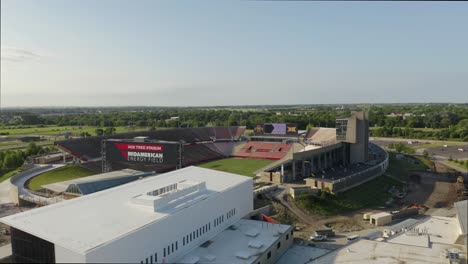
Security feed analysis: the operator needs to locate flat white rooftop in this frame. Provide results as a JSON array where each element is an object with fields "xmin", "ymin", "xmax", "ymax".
[
  {"xmin": 387, "ymin": 216, "xmax": 460, "ymax": 245},
  {"xmin": 276, "ymin": 245, "xmax": 330, "ymax": 264},
  {"xmin": 176, "ymin": 219, "xmax": 290, "ymax": 264},
  {"xmin": 1, "ymin": 166, "xmax": 252, "ymax": 254},
  {"xmin": 310, "ymin": 239, "xmax": 466, "ymax": 264}
]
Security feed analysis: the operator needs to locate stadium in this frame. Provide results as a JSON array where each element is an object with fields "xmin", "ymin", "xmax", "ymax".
[
  {"xmin": 2, "ymin": 112, "xmax": 392, "ymax": 263},
  {"xmin": 9, "ymin": 111, "xmax": 388, "ymax": 203}
]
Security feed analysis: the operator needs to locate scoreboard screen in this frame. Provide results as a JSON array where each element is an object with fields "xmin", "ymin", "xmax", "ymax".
[
  {"xmin": 105, "ymin": 140, "xmax": 179, "ymax": 166},
  {"xmin": 254, "ymin": 123, "xmax": 298, "ymax": 135}
]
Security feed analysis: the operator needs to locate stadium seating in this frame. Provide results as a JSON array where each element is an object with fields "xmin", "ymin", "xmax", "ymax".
[
  {"xmin": 233, "ymin": 141, "xmax": 292, "ymax": 160},
  {"xmin": 183, "ymin": 144, "xmax": 225, "ymax": 166},
  {"xmin": 204, "ymin": 142, "xmax": 239, "ymax": 157},
  {"xmin": 56, "ymin": 127, "xmax": 245, "ymax": 161}
]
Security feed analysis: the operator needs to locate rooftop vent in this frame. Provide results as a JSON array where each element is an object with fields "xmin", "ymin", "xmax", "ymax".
[
  {"xmin": 248, "ymin": 240, "xmax": 264, "ymax": 249},
  {"xmin": 245, "ymin": 228, "xmax": 260, "ymax": 237},
  {"xmin": 235, "ymin": 251, "xmax": 251, "ymax": 260},
  {"xmin": 203, "ymin": 255, "xmax": 216, "ymax": 262}
]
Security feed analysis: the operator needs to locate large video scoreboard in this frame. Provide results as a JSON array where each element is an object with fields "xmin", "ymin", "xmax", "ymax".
[
  {"xmin": 254, "ymin": 123, "xmax": 298, "ymax": 136},
  {"xmin": 104, "ymin": 140, "xmax": 180, "ymax": 166}
]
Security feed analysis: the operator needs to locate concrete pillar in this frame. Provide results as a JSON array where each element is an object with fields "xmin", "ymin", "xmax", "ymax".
[
  {"xmin": 310, "ymin": 158, "xmax": 314, "ymax": 175},
  {"xmin": 325, "ymin": 152, "xmax": 328, "ymax": 168},
  {"xmin": 302, "ymin": 160, "xmax": 306, "ymax": 179},
  {"xmin": 292, "ymin": 161, "xmax": 296, "ymax": 181}
]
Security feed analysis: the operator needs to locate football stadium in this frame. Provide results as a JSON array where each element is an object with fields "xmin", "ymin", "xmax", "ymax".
[{"xmin": 10, "ymin": 111, "xmax": 388, "ymax": 204}]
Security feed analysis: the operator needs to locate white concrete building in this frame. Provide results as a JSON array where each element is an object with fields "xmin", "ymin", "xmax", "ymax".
[{"xmin": 0, "ymin": 166, "xmax": 261, "ymax": 263}]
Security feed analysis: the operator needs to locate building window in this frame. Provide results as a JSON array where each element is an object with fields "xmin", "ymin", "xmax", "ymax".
[
  {"xmin": 146, "ymin": 258, "xmax": 148, "ymax": 264},
  {"xmin": 155, "ymin": 253, "xmax": 157, "ymax": 263},
  {"xmin": 164, "ymin": 248, "xmax": 166, "ymax": 257},
  {"xmin": 167, "ymin": 246, "xmax": 170, "ymax": 255},
  {"xmin": 190, "ymin": 233, "xmax": 192, "ymax": 241},
  {"xmin": 183, "ymin": 237, "xmax": 185, "ymax": 245},
  {"xmin": 171, "ymin": 243, "xmax": 174, "ymax": 253},
  {"xmin": 286, "ymin": 234, "xmax": 289, "ymax": 240},
  {"xmin": 277, "ymin": 242, "xmax": 281, "ymax": 249},
  {"xmin": 176, "ymin": 241, "xmax": 178, "ymax": 250},
  {"xmin": 150, "ymin": 255, "xmax": 153, "ymax": 264},
  {"xmin": 291, "ymin": 230, "xmax": 293, "ymax": 235},
  {"xmin": 209, "ymin": 222, "xmax": 211, "ymax": 230},
  {"xmin": 267, "ymin": 251, "xmax": 271, "ymax": 259}
]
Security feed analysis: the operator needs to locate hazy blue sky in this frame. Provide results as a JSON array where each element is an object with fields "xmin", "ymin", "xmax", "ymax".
[{"xmin": 1, "ymin": 0, "xmax": 467, "ymax": 107}]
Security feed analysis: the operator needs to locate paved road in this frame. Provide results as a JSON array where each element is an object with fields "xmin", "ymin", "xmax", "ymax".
[
  {"xmin": 371, "ymin": 137, "xmax": 466, "ymax": 145},
  {"xmin": 12, "ymin": 164, "xmax": 65, "ymax": 205},
  {"xmin": 0, "ymin": 164, "xmax": 65, "ymax": 206}
]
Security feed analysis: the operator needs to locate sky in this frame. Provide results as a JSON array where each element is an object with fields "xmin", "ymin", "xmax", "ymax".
[{"xmin": 1, "ymin": 0, "xmax": 467, "ymax": 107}]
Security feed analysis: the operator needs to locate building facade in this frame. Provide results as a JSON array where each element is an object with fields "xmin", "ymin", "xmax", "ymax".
[{"xmin": 2, "ymin": 167, "xmax": 256, "ymax": 263}]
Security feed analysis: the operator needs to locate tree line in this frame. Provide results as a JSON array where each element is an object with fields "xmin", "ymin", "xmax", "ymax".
[
  {"xmin": 1, "ymin": 104, "xmax": 467, "ymax": 141},
  {"xmin": 0, "ymin": 143, "xmax": 57, "ymax": 173}
]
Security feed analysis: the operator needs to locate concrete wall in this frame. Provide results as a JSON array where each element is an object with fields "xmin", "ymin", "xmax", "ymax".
[
  {"xmin": 370, "ymin": 214, "xmax": 392, "ymax": 226},
  {"xmin": 82, "ymin": 180, "xmax": 253, "ymax": 263},
  {"xmin": 259, "ymin": 171, "xmax": 283, "ymax": 184},
  {"xmin": 349, "ymin": 112, "xmax": 369, "ymax": 164},
  {"xmin": 55, "ymin": 245, "xmax": 85, "ymax": 263},
  {"xmin": 252, "ymin": 226, "xmax": 294, "ymax": 264},
  {"xmin": 289, "ymin": 186, "xmax": 319, "ymax": 199}
]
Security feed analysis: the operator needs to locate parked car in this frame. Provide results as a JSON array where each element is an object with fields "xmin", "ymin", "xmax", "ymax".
[
  {"xmin": 347, "ymin": 235, "xmax": 360, "ymax": 241},
  {"xmin": 310, "ymin": 235, "xmax": 328, "ymax": 241}
]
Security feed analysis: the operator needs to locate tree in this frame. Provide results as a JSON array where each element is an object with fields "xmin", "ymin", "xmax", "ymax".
[
  {"xmin": 95, "ymin": 128, "xmax": 104, "ymax": 136},
  {"xmin": 104, "ymin": 127, "xmax": 116, "ymax": 135},
  {"xmin": 423, "ymin": 150, "xmax": 429, "ymax": 158},
  {"xmin": 395, "ymin": 143, "xmax": 405, "ymax": 153},
  {"xmin": 80, "ymin": 132, "xmax": 91, "ymax": 137}
]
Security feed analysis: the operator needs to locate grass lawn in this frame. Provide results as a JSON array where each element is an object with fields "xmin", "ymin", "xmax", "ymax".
[
  {"xmin": 0, "ymin": 168, "xmax": 22, "ymax": 183},
  {"xmin": 385, "ymin": 152, "xmax": 428, "ymax": 181},
  {"xmin": 0, "ymin": 125, "xmax": 149, "ymax": 136},
  {"xmin": 370, "ymin": 126, "xmax": 442, "ymax": 132},
  {"xmin": 28, "ymin": 165, "xmax": 96, "ymax": 190},
  {"xmin": 294, "ymin": 176, "xmax": 402, "ymax": 216},
  {"xmin": 448, "ymin": 160, "xmax": 468, "ymax": 171},
  {"xmin": 198, "ymin": 158, "xmax": 273, "ymax": 177}
]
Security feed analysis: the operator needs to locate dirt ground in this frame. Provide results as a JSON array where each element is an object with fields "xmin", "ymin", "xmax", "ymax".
[
  {"xmin": 402, "ymin": 171, "xmax": 459, "ymax": 209},
  {"xmin": 265, "ymin": 169, "xmax": 461, "ymax": 243},
  {"xmin": 0, "ymin": 223, "xmax": 10, "ymax": 246}
]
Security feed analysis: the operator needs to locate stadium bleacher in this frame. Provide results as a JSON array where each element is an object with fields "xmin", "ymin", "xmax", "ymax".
[
  {"xmin": 233, "ymin": 141, "xmax": 292, "ymax": 160},
  {"xmin": 204, "ymin": 142, "xmax": 240, "ymax": 157},
  {"xmin": 57, "ymin": 127, "xmax": 245, "ymax": 161},
  {"xmin": 183, "ymin": 143, "xmax": 225, "ymax": 166}
]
